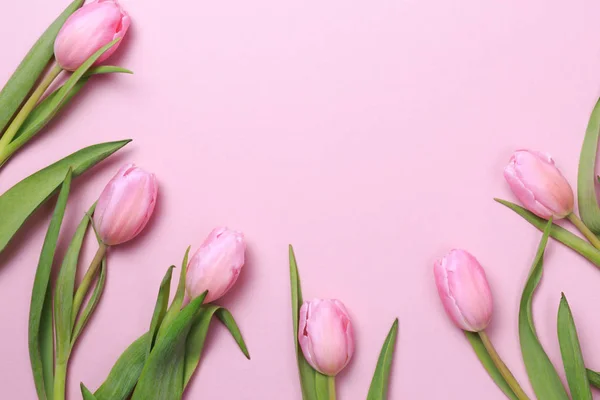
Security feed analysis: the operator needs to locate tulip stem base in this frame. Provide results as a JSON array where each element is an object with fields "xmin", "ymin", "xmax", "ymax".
[
  {"xmin": 71, "ymin": 243, "xmax": 108, "ymax": 327},
  {"xmin": 478, "ymin": 330, "xmax": 530, "ymax": 400},
  {"xmin": 53, "ymin": 361, "xmax": 67, "ymax": 400},
  {"xmin": 0, "ymin": 63, "xmax": 62, "ymax": 162},
  {"xmin": 567, "ymin": 213, "xmax": 600, "ymax": 250},
  {"xmin": 328, "ymin": 376, "xmax": 336, "ymax": 400}
]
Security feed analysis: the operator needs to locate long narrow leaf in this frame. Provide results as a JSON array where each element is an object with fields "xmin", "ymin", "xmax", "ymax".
[
  {"xmin": 496, "ymin": 199, "xmax": 600, "ymax": 266},
  {"xmin": 71, "ymin": 258, "xmax": 107, "ymax": 345},
  {"xmin": 81, "ymin": 383, "xmax": 98, "ymax": 400},
  {"xmin": 465, "ymin": 332, "xmax": 519, "ymax": 400},
  {"xmin": 557, "ymin": 294, "xmax": 592, "ymax": 399},
  {"xmin": 131, "ymin": 292, "xmax": 207, "ymax": 400},
  {"xmin": 519, "ymin": 220, "xmax": 569, "ymax": 399},
  {"xmin": 0, "ymin": 0, "xmax": 84, "ymax": 135},
  {"xmin": 367, "ymin": 319, "xmax": 399, "ymax": 400},
  {"xmin": 182, "ymin": 306, "xmax": 250, "ymax": 387},
  {"xmin": 587, "ymin": 369, "xmax": 600, "ymax": 388},
  {"xmin": 94, "ymin": 334, "xmax": 149, "ymax": 400},
  {"xmin": 28, "ymin": 169, "xmax": 72, "ymax": 399},
  {"xmin": 578, "ymin": 98, "xmax": 600, "ymax": 234},
  {"xmin": 290, "ymin": 245, "xmax": 323, "ymax": 400},
  {"xmin": 0, "ymin": 140, "xmax": 131, "ymax": 253},
  {"xmin": 148, "ymin": 266, "xmax": 174, "ymax": 352},
  {"xmin": 183, "ymin": 305, "xmax": 220, "ymax": 387},
  {"xmin": 55, "ymin": 204, "xmax": 95, "ymax": 363},
  {"xmin": 9, "ymin": 66, "xmax": 132, "ymax": 156},
  {"xmin": 215, "ymin": 308, "xmax": 250, "ymax": 359},
  {"xmin": 158, "ymin": 247, "xmax": 190, "ymax": 341}
]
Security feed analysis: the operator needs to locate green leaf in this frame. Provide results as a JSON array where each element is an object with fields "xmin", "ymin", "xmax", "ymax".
[
  {"xmin": 81, "ymin": 383, "xmax": 98, "ymax": 400},
  {"xmin": 289, "ymin": 245, "xmax": 326, "ymax": 400},
  {"xmin": 158, "ymin": 247, "xmax": 191, "ymax": 341},
  {"xmin": 0, "ymin": 139, "xmax": 131, "ymax": 253},
  {"xmin": 578, "ymin": 98, "xmax": 600, "ymax": 235},
  {"xmin": 71, "ymin": 258, "xmax": 107, "ymax": 345},
  {"xmin": 557, "ymin": 294, "xmax": 592, "ymax": 400},
  {"xmin": 215, "ymin": 308, "xmax": 250, "ymax": 359},
  {"xmin": 465, "ymin": 332, "xmax": 519, "ymax": 400},
  {"xmin": 94, "ymin": 334, "xmax": 149, "ymax": 400},
  {"xmin": 131, "ymin": 292, "xmax": 207, "ymax": 400},
  {"xmin": 586, "ymin": 369, "xmax": 600, "ymax": 388},
  {"xmin": 496, "ymin": 199, "xmax": 600, "ymax": 267},
  {"xmin": 183, "ymin": 306, "xmax": 250, "ymax": 387},
  {"xmin": 519, "ymin": 220, "xmax": 569, "ymax": 399},
  {"xmin": 183, "ymin": 305, "xmax": 219, "ymax": 387},
  {"xmin": 367, "ymin": 319, "xmax": 399, "ymax": 400},
  {"xmin": 148, "ymin": 266, "xmax": 175, "ymax": 353},
  {"xmin": 28, "ymin": 169, "xmax": 72, "ymax": 400},
  {"xmin": 54, "ymin": 204, "xmax": 95, "ymax": 363},
  {"xmin": 9, "ymin": 66, "xmax": 132, "ymax": 158},
  {"xmin": 0, "ymin": 0, "xmax": 84, "ymax": 135}
]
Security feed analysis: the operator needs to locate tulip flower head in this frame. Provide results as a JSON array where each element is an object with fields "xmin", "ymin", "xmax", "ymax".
[
  {"xmin": 298, "ymin": 299, "xmax": 355, "ymax": 376},
  {"xmin": 504, "ymin": 150, "xmax": 574, "ymax": 219},
  {"xmin": 54, "ymin": 0, "xmax": 130, "ymax": 71},
  {"xmin": 94, "ymin": 164, "xmax": 158, "ymax": 246},
  {"xmin": 434, "ymin": 249, "xmax": 493, "ymax": 332},
  {"xmin": 185, "ymin": 228, "xmax": 246, "ymax": 303}
]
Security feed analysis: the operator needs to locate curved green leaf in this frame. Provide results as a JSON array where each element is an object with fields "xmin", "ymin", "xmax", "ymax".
[
  {"xmin": 183, "ymin": 306, "xmax": 250, "ymax": 387},
  {"xmin": 578, "ymin": 98, "xmax": 600, "ymax": 235},
  {"xmin": 0, "ymin": 139, "xmax": 131, "ymax": 253},
  {"xmin": 148, "ymin": 266, "xmax": 174, "ymax": 352},
  {"xmin": 586, "ymin": 369, "xmax": 600, "ymax": 388},
  {"xmin": 94, "ymin": 334, "xmax": 149, "ymax": 400},
  {"xmin": 9, "ymin": 66, "xmax": 132, "ymax": 156},
  {"xmin": 0, "ymin": 0, "xmax": 84, "ymax": 135},
  {"xmin": 183, "ymin": 305, "xmax": 219, "ymax": 387},
  {"xmin": 158, "ymin": 247, "xmax": 191, "ymax": 341},
  {"xmin": 131, "ymin": 292, "xmax": 207, "ymax": 400},
  {"xmin": 81, "ymin": 383, "xmax": 98, "ymax": 400},
  {"xmin": 290, "ymin": 245, "xmax": 326, "ymax": 400},
  {"xmin": 367, "ymin": 319, "xmax": 399, "ymax": 400},
  {"xmin": 496, "ymin": 199, "xmax": 600, "ymax": 267},
  {"xmin": 55, "ymin": 204, "xmax": 95, "ymax": 363},
  {"xmin": 519, "ymin": 220, "xmax": 569, "ymax": 399},
  {"xmin": 71, "ymin": 258, "xmax": 107, "ymax": 345},
  {"xmin": 215, "ymin": 308, "xmax": 250, "ymax": 359},
  {"xmin": 557, "ymin": 294, "xmax": 592, "ymax": 400},
  {"xmin": 28, "ymin": 169, "xmax": 72, "ymax": 400}
]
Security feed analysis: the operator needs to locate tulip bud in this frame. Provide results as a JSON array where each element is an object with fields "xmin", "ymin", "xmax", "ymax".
[
  {"xmin": 94, "ymin": 164, "xmax": 157, "ymax": 246},
  {"xmin": 54, "ymin": 0, "xmax": 130, "ymax": 71},
  {"xmin": 504, "ymin": 150, "xmax": 574, "ymax": 219},
  {"xmin": 298, "ymin": 299, "xmax": 355, "ymax": 376},
  {"xmin": 185, "ymin": 228, "xmax": 246, "ymax": 303},
  {"xmin": 434, "ymin": 249, "xmax": 493, "ymax": 332}
]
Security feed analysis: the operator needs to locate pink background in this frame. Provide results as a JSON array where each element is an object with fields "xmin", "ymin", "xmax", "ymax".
[{"xmin": 2, "ymin": 0, "xmax": 600, "ymax": 398}]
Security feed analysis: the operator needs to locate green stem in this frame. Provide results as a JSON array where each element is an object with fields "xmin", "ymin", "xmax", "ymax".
[
  {"xmin": 478, "ymin": 331, "xmax": 530, "ymax": 400},
  {"xmin": 0, "ymin": 63, "xmax": 62, "ymax": 156},
  {"xmin": 328, "ymin": 376, "xmax": 336, "ymax": 400},
  {"xmin": 567, "ymin": 213, "xmax": 600, "ymax": 250},
  {"xmin": 71, "ymin": 243, "xmax": 107, "ymax": 327},
  {"xmin": 53, "ymin": 360, "xmax": 67, "ymax": 400}
]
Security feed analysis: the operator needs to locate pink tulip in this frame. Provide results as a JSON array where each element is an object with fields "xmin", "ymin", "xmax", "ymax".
[
  {"xmin": 54, "ymin": 0, "xmax": 130, "ymax": 71},
  {"xmin": 434, "ymin": 249, "xmax": 493, "ymax": 332},
  {"xmin": 298, "ymin": 299, "xmax": 355, "ymax": 376},
  {"xmin": 185, "ymin": 228, "xmax": 246, "ymax": 303},
  {"xmin": 94, "ymin": 164, "xmax": 157, "ymax": 246},
  {"xmin": 504, "ymin": 150, "xmax": 574, "ymax": 219}
]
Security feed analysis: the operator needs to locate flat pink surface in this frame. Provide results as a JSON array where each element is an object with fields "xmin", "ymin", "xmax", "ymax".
[{"xmin": 2, "ymin": 0, "xmax": 600, "ymax": 399}]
